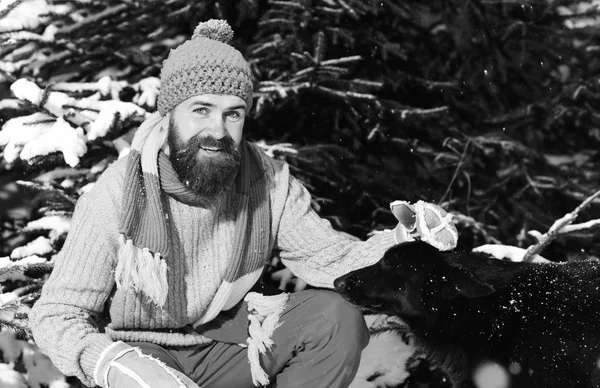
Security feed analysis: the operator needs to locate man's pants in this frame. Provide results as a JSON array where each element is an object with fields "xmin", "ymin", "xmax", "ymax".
[{"xmin": 129, "ymin": 290, "xmax": 369, "ymax": 388}]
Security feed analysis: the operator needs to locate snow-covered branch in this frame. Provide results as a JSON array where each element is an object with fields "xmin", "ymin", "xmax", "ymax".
[
  {"xmin": 523, "ymin": 188, "xmax": 600, "ymax": 262},
  {"xmin": 0, "ymin": 255, "xmax": 50, "ymax": 282},
  {"xmin": 0, "ymin": 78, "xmax": 148, "ymax": 167}
]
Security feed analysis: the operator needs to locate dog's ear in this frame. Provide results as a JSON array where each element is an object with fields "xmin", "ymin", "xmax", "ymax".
[{"xmin": 442, "ymin": 264, "xmax": 495, "ymax": 299}]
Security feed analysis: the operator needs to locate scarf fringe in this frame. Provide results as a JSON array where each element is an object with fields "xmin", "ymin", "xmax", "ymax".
[
  {"xmin": 243, "ymin": 291, "xmax": 289, "ymax": 387},
  {"xmin": 115, "ymin": 234, "xmax": 169, "ymax": 306}
]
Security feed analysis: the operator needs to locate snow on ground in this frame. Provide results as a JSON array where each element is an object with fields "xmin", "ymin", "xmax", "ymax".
[{"xmin": 350, "ymin": 330, "xmax": 417, "ymax": 388}]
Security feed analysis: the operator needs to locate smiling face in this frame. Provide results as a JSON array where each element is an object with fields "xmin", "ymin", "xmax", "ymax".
[
  {"xmin": 167, "ymin": 93, "xmax": 247, "ymax": 197},
  {"xmin": 170, "ymin": 93, "xmax": 246, "ymax": 150}
]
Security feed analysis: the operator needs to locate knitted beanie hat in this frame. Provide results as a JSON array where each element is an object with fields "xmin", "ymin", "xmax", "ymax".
[{"xmin": 157, "ymin": 19, "xmax": 253, "ymax": 115}]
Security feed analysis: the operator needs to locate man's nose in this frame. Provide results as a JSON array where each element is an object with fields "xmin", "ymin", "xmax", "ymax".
[{"xmin": 206, "ymin": 114, "xmax": 227, "ymax": 139}]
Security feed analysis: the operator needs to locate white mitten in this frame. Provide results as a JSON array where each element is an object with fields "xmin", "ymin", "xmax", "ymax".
[
  {"xmin": 390, "ymin": 200, "xmax": 458, "ymax": 251},
  {"xmin": 94, "ymin": 341, "xmax": 201, "ymax": 388}
]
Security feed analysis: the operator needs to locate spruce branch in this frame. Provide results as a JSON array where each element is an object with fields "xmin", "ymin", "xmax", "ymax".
[
  {"xmin": 349, "ymin": 79, "xmax": 383, "ymax": 89},
  {"xmin": 255, "ymin": 140, "xmax": 298, "ymax": 157},
  {"xmin": 258, "ymin": 17, "xmax": 295, "ymax": 27},
  {"xmin": 523, "ymin": 188, "xmax": 600, "ymax": 262},
  {"xmin": 0, "ymin": 30, "xmax": 53, "ymax": 44},
  {"xmin": 314, "ymin": 6, "xmax": 344, "ymax": 17},
  {"xmin": 16, "ymin": 180, "xmax": 77, "ymax": 204},
  {"xmin": 0, "ymin": 255, "xmax": 52, "ymax": 283},
  {"xmin": 55, "ymin": 4, "xmax": 129, "ymax": 37},
  {"xmin": 0, "ymin": 0, "xmax": 25, "ymax": 19},
  {"xmin": 314, "ymin": 30, "xmax": 326, "ymax": 63},
  {"xmin": 269, "ymin": 1, "xmax": 306, "ymax": 11},
  {"xmin": 439, "ymin": 139, "xmax": 471, "ymax": 205},
  {"xmin": 0, "ymin": 317, "xmax": 30, "ymax": 339},
  {"xmin": 393, "ymin": 106, "xmax": 450, "ymax": 120},
  {"xmin": 559, "ymin": 219, "xmax": 600, "ymax": 235},
  {"xmin": 336, "ymin": 0, "xmax": 360, "ymax": 20},
  {"xmin": 315, "ymin": 85, "xmax": 377, "ymax": 100}
]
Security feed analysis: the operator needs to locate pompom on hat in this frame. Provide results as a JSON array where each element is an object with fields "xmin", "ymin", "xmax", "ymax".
[{"xmin": 157, "ymin": 19, "xmax": 253, "ymax": 115}]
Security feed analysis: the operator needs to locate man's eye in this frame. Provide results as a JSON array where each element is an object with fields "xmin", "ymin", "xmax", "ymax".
[
  {"xmin": 225, "ymin": 111, "xmax": 242, "ymax": 121},
  {"xmin": 194, "ymin": 107, "xmax": 209, "ymax": 114}
]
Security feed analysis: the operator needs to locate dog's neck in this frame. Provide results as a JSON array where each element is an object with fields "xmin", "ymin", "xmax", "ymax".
[{"xmin": 408, "ymin": 324, "xmax": 474, "ymax": 387}]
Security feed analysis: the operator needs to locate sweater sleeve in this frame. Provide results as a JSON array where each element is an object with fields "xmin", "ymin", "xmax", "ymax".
[
  {"xmin": 28, "ymin": 167, "xmax": 123, "ymax": 387},
  {"xmin": 271, "ymin": 163, "xmax": 397, "ymax": 289}
]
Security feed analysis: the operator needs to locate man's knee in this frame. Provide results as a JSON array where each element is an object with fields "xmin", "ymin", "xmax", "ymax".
[{"xmin": 306, "ymin": 290, "xmax": 369, "ymax": 349}]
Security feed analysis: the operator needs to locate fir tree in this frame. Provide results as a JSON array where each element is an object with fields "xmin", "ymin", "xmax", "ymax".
[{"xmin": 1, "ymin": 0, "xmax": 600, "ymax": 386}]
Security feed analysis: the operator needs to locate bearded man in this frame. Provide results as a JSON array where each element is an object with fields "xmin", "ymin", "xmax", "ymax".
[{"xmin": 29, "ymin": 19, "xmax": 458, "ymax": 388}]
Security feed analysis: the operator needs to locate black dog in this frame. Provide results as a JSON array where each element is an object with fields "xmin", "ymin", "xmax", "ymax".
[{"xmin": 334, "ymin": 241, "xmax": 600, "ymax": 388}]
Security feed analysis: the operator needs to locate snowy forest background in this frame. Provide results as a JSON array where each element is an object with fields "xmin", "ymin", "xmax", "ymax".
[{"xmin": 1, "ymin": 0, "xmax": 600, "ymax": 387}]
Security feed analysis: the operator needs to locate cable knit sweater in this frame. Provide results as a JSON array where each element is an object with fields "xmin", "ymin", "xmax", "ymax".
[{"xmin": 29, "ymin": 142, "xmax": 397, "ymax": 387}]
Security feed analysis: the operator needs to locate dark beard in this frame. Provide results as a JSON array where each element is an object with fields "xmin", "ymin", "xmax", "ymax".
[{"xmin": 167, "ymin": 126, "xmax": 241, "ymax": 198}]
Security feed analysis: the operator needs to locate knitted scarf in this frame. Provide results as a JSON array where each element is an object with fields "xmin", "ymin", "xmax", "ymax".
[{"xmin": 116, "ymin": 112, "xmax": 272, "ymax": 315}]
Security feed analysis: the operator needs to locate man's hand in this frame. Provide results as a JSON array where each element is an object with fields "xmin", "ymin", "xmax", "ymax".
[
  {"xmin": 390, "ymin": 200, "xmax": 458, "ymax": 251},
  {"xmin": 473, "ymin": 244, "xmax": 550, "ymax": 263},
  {"xmin": 94, "ymin": 342, "xmax": 201, "ymax": 388}
]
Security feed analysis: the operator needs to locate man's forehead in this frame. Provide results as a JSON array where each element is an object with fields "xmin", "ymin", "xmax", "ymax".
[{"xmin": 182, "ymin": 94, "xmax": 247, "ymax": 109}]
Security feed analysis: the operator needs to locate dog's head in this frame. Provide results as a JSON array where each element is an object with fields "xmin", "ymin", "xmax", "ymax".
[{"xmin": 334, "ymin": 241, "xmax": 495, "ymax": 319}]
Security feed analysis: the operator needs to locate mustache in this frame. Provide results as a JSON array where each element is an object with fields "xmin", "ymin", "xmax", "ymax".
[{"xmin": 175, "ymin": 135, "xmax": 237, "ymax": 155}]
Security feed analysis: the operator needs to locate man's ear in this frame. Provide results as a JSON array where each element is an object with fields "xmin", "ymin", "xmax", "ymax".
[{"xmin": 442, "ymin": 264, "xmax": 495, "ymax": 299}]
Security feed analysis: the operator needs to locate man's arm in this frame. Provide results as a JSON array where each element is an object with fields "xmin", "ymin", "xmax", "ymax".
[
  {"xmin": 28, "ymin": 178, "xmax": 121, "ymax": 387},
  {"xmin": 272, "ymin": 170, "xmax": 397, "ymax": 289}
]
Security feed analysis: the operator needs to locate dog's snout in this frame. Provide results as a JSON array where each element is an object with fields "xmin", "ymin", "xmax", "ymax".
[{"xmin": 333, "ymin": 276, "xmax": 346, "ymax": 291}]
